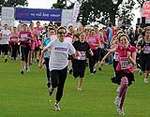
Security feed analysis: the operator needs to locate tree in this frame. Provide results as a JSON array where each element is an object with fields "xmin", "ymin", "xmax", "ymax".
[
  {"xmin": 136, "ymin": 0, "xmax": 149, "ymax": 7},
  {"xmin": 117, "ymin": 0, "xmax": 136, "ymax": 27},
  {"xmin": 0, "ymin": 0, "xmax": 28, "ymax": 13},
  {"xmin": 52, "ymin": 0, "xmax": 66, "ymax": 9},
  {"xmin": 52, "ymin": 0, "xmax": 74, "ymax": 9},
  {"xmin": 52, "ymin": 0, "xmax": 138, "ymax": 26},
  {"xmin": 79, "ymin": 0, "xmax": 124, "ymax": 25}
]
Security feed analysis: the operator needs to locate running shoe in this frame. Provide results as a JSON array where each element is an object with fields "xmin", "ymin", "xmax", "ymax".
[
  {"xmin": 144, "ymin": 79, "xmax": 149, "ymax": 84},
  {"xmin": 54, "ymin": 103, "xmax": 61, "ymax": 111}
]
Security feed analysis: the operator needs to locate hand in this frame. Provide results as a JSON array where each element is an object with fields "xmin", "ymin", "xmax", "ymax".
[{"xmin": 90, "ymin": 51, "xmax": 94, "ymax": 56}]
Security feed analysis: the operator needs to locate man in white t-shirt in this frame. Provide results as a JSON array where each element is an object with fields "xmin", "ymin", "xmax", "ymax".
[
  {"xmin": 0, "ymin": 24, "xmax": 11, "ymax": 62},
  {"xmin": 40, "ymin": 26, "xmax": 76, "ymax": 111}
]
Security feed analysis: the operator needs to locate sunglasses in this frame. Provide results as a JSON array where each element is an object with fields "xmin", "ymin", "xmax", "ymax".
[{"xmin": 58, "ymin": 32, "xmax": 65, "ymax": 34}]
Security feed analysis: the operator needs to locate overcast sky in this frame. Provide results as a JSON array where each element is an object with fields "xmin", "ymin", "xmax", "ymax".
[
  {"xmin": 27, "ymin": 0, "xmax": 76, "ymax": 8},
  {"xmin": 27, "ymin": 0, "xmax": 140, "ymax": 26},
  {"xmin": 27, "ymin": 0, "xmax": 56, "ymax": 8}
]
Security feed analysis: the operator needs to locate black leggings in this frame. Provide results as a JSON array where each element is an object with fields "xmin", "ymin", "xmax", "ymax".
[
  {"xmin": 21, "ymin": 46, "xmax": 30, "ymax": 63},
  {"xmin": 44, "ymin": 58, "xmax": 50, "ymax": 87},
  {"xmin": 11, "ymin": 43, "xmax": 18, "ymax": 60},
  {"xmin": 0, "ymin": 44, "xmax": 9, "ymax": 55},
  {"xmin": 50, "ymin": 67, "xmax": 67, "ymax": 102},
  {"xmin": 89, "ymin": 49, "xmax": 99, "ymax": 73}
]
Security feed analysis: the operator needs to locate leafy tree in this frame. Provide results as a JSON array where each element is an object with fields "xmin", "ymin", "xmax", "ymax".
[
  {"xmin": 0, "ymin": 0, "xmax": 28, "ymax": 13},
  {"xmin": 52, "ymin": 0, "xmax": 66, "ymax": 9},
  {"xmin": 79, "ymin": 0, "xmax": 124, "ymax": 25},
  {"xmin": 52, "ymin": 0, "xmax": 74, "ymax": 9},
  {"xmin": 117, "ymin": 0, "xmax": 136, "ymax": 27},
  {"xmin": 52, "ymin": 0, "xmax": 141, "ymax": 26},
  {"xmin": 136, "ymin": 0, "xmax": 149, "ymax": 7}
]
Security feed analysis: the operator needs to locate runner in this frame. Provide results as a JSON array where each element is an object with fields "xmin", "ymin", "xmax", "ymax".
[
  {"xmin": 137, "ymin": 27, "xmax": 150, "ymax": 83},
  {"xmin": 100, "ymin": 34, "xmax": 136, "ymax": 116},
  {"xmin": 40, "ymin": 26, "xmax": 76, "ymax": 111},
  {"xmin": 9, "ymin": 27, "xmax": 19, "ymax": 60},
  {"xmin": 19, "ymin": 24, "xmax": 32, "ymax": 74},
  {"xmin": 0, "ymin": 24, "xmax": 11, "ymax": 62},
  {"xmin": 72, "ymin": 32, "xmax": 93, "ymax": 91},
  {"xmin": 42, "ymin": 27, "xmax": 56, "ymax": 91}
]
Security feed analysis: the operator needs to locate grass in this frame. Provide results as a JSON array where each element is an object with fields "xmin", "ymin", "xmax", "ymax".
[{"xmin": 0, "ymin": 58, "xmax": 150, "ymax": 117}]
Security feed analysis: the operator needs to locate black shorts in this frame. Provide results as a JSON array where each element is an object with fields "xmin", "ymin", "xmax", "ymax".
[
  {"xmin": 92, "ymin": 49, "xmax": 99, "ymax": 62},
  {"xmin": 141, "ymin": 54, "xmax": 150, "ymax": 71},
  {"xmin": 72, "ymin": 60, "xmax": 86, "ymax": 78},
  {"xmin": 0, "ymin": 44, "xmax": 9, "ymax": 55},
  {"xmin": 50, "ymin": 67, "xmax": 68, "ymax": 88},
  {"xmin": 111, "ymin": 70, "xmax": 135, "ymax": 86}
]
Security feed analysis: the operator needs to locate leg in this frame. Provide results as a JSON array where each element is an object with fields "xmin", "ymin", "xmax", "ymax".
[
  {"xmin": 3, "ymin": 44, "xmax": 9, "ymax": 62},
  {"xmin": 89, "ymin": 55, "xmax": 95, "ymax": 73},
  {"xmin": 20, "ymin": 46, "xmax": 26, "ymax": 74},
  {"xmin": 77, "ymin": 61, "xmax": 86, "ymax": 90},
  {"xmin": 77, "ymin": 78, "xmax": 84, "ymax": 91},
  {"xmin": 24, "ymin": 47, "xmax": 30, "ymax": 71},
  {"xmin": 117, "ymin": 76, "xmax": 128, "ymax": 115},
  {"xmin": 144, "ymin": 71, "xmax": 149, "ymax": 83},
  {"xmin": 50, "ymin": 70, "xmax": 59, "ymax": 96},
  {"xmin": 56, "ymin": 67, "xmax": 67, "ymax": 103},
  {"xmin": 44, "ymin": 58, "xmax": 51, "ymax": 88}
]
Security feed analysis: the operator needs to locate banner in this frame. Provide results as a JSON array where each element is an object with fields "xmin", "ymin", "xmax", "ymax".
[
  {"xmin": 1, "ymin": 7, "xmax": 15, "ymax": 26},
  {"xmin": 142, "ymin": 1, "xmax": 150, "ymax": 18},
  {"xmin": 61, "ymin": 10, "xmax": 73, "ymax": 26},
  {"xmin": 72, "ymin": 1, "xmax": 80, "ymax": 26},
  {"xmin": 15, "ymin": 8, "xmax": 62, "ymax": 21}
]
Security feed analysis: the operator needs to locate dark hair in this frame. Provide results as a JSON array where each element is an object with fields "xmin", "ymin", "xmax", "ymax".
[
  {"xmin": 108, "ymin": 23, "xmax": 112, "ymax": 27},
  {"xmin": 142, "ymin": 31, "xmax": 145, "ymax": 37},
  {"xmin": 118, "ymin": 34, "xmax": 129, "ymax": 41},
  {"xmin": 117, "ymin": 30, "xmax": 124, "ymax": 36},
  {"xmin": 57, "ymin": 26, "xmax": 66, "ymax": 33},
  {"xmin": 142, "ymin": 27, "xmax": 150, "ymax": 36},
  {"xmin": 48, "ymin": 27, "xmax": 55, "ymax": 31},
  {"xmin": 73, "ymin": 33, "xmax": 80, "ymax": 39},
  {"xmin": 23, "ymin": 24, "xmax": 27, "ymax": 26}
]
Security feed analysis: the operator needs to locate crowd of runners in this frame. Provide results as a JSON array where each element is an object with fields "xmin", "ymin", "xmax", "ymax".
[{"xmin": 0, "ymin": 21, "xmax": 150, "ymax": 115}]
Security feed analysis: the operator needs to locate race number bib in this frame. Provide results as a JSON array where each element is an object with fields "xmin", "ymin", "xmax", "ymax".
[
  {"xmin": 120, "ymin": 57, "xmax": 130, "ymax": 70},
  {"xmin": 144, "ymin": 45, "xmax": 150, "ymax": 54},
  {"xmin": 2, "ymin": 33, "xmax": 9, "ymax": 40},
  {"xmin": 76, "ymin": 51, "xmax": 86, "ymax": 60},
  {"xmin": 20, "ymin": 34, "xmax": 28, "ymax": 41},
  {"xmin": 80, "ymin": 51, "xmax": 86, "ymax": 60}
]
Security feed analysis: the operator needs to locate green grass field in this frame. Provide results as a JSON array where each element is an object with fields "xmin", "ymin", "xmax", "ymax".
[{"xmin": 0, "ymin": 58, "xmax": 150, "ymax": 117}]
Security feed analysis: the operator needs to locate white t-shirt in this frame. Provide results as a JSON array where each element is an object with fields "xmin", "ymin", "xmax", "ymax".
[
  {"xmin": 0, "ymin": 29, "xmax": 11, "ymax": 44},
  {"xmin": 64, "ymin": 36, "xmax": 73, "ymax": 43},
  {"xmin": 0, "ymin": 26, "xmax": 3, "ymax": 31},
  {"xmin": 45, "ymin": 39, "xmax": 76, "ymax": 71}
]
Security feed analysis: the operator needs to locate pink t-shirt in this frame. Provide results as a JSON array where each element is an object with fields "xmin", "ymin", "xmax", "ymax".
[
  {"xmin": 10, "ymin": 32, "xmax": 19, "ymax": 43},
  {"xmin": 65, "ymin": 33, "xmax": 73, "ymax": 43},
  {"xmin": 33, "ymin": 27, "xmax": 43, "ymax": 39},
  {"xmin": 116, "ymin": 44, "xmax": 136, "ymax": 72},
  {"xmin": 19, "ymin": 31, "xmax": 32, "ymax": 46},
  {"xmin": 33, "ymin": 27, "xmax": 43, "ymax": 35},
  {"xmin": 87, "ymin": 35, "xmax": 100, "ymax": 50}
]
